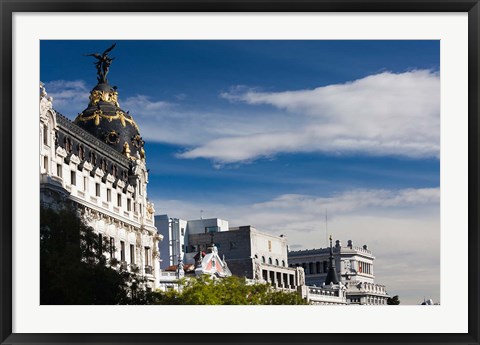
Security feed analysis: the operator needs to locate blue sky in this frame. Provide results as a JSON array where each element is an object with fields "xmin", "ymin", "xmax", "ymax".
[{"xmin": 41, "ymin": 40, "xmax": 440, "ymax": 304}]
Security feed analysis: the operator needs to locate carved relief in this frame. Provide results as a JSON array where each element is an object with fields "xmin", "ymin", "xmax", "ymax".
[{"xmin": 89, "ymin": 89, "xmax": 120, "ymax": 107}]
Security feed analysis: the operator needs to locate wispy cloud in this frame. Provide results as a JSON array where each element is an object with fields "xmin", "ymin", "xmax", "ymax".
[
  {"xmin": 43, "ymin": 80, "xmax": 90, "ymax": 117},
  {"xmin": 122, "ymin": 95, "xmax": 173, "ymax": 115},
  {"xmin": 180, "ymin": 70, "xmax": 439, "ymax": 163},
  {"xmin": 154, "ymin": 186, "xmax": 439, "ymax": 304}
]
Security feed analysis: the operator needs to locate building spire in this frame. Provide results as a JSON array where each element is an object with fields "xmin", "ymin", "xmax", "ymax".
[{"xmin": 325, "ymin": 234, "xmax": 340, "ymax": 285}]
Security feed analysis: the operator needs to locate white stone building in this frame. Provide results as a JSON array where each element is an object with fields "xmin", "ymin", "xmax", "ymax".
[
  {"xmin": 288, "ymin": 239, "xmax": 389, "ymax": 305},
  {"xmin": 155, "ymin": 215, "xmax": 229, "ymax": 269},
  {"xmin": 185, "ymin": 225, "xmax": 305, "ymax": 291},
  {"xmin": 40, "ymin": 50, "xmax": 161, "ymax": 290}
]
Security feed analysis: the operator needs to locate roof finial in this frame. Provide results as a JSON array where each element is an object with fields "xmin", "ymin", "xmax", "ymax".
[
  {"xmin": 84, "ymin": 43, "xmax": 116, "ymax": 84},
  {"xmin": 325, "ymin": 234, "xmax": 340, "ymax": 285}
]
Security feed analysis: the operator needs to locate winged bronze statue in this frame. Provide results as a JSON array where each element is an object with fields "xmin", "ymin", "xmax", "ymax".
[{"xmin": 85, "ymin": 43, "xmax": 116, "ymax": 83}]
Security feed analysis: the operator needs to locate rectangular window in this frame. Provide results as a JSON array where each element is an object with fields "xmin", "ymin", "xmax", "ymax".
[
  {"xmin": 95, "ymin": 183, "xmax": 100, "ymax": 197},
  {"xmin": 181, "ymin": 227, "xmax": 185, "ymax": 236},
  {"xmin": 117, "ymin": 194, "xmax": 122, "ymax": 207},
  {"xmin": 120, "ymin": 241, "xmax": 125, "ymax": 261},
  {"xmin": 144, "ymin": 247, "xmax": 150, "ymax": 266},
  {"xmin": 130, "ymin": 244, "xmax": 135, "ymax": 264},
  {"xmin": 56, "ymin": 164, "xmax": 62, "ymax": 178},
  {"xmin": 107, "ymin": 188, "xmax": 111, "ymax": 202},
  {"xmin": 43, "ymin": 125, "xmax": 48, "ymax": 145},
  {"xmin": 127, "ymin": 198, "xmax": 131, "ymax": 211},
  {"xmin": 109, "ymin": 237, "xmax": 115, "ymax": 258},
  {"xmin": 205, "ymin": 226, "xmax": 219, "ymax": 233},
  {"xmin": 70, "ymin": 171, "xmax": 76, "ymax": 186},
  {"xmin": 43, "ymin": 156, "xmax": 48, "ymax": 172},
  {"xmin": 83, "ymin": 176, "xmax": 88, "ymax": 192}
]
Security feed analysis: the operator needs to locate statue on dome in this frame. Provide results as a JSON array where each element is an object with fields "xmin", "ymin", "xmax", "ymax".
[{"xmin": 85, "ymin": 43, "xmax": 116, "ymax": 84}]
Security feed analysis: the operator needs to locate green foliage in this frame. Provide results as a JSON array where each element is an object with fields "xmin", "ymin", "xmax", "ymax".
[
  {"xmin": 387, "ymin": 295, "xmax": 400, "ymax": 305},
  {"xmin": 40, "ymin": 204, "xmax": 152, "ymax": 305},
  {"xmin": 151, "ymin": 276, "xmax": 308, "ymax": 305}
]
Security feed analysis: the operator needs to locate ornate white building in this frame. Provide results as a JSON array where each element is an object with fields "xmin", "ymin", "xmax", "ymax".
[
  {"xmin": 288, "ymin": 239, "xmax": 389, "ymax": 305},
  {"xmin": 39, "ymin": 46, "xmax": 161, "ymax": 290}
]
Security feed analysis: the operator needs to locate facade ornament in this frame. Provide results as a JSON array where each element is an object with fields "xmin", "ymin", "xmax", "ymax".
[
  {"xmin": 146, "ymin": 201, "xmax": 155, "ymax": 219},
  {"xmin": 177, "ymin": 260, "xmax": 185, "ymax": 278},
  {"xmin": 40, "ymin": 82, "xmax": 54, "ymax": 120},
  {"xmin": 84, "ymin": 43, "xmax": 116, "ymax": 84},
  {"xmin": 76, "ymin": 109, "xmax": 139, "ymax": 130},
  {"xmin": 254, "ymin": 258, "xmax": 261, "ymax": 280},
  {"xmin": 123, "ymin": 142, "xmax": 131, "ymax": 158},
  {"xmin": 89, "ymin": 89, "xmax": 120, "ymax": 107}
]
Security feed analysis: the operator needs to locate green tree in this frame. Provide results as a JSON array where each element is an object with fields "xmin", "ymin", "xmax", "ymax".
[
  {"xmin": 152, "ymin": 276, "xmax": 308, "ymax": 305},
  {"xmin": 40, "ymin": 204, "xmax": 152, "ymax": 305},
  {"xmin": 387, "ymin": 295, "xmax": 400, "ymax": 305}
]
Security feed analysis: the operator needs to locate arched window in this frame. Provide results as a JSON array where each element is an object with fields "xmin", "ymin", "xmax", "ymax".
[
  {"xmin": 64, "ymin": 137, "xmax": 72, "ymax": 153},
  {"xmin": 101, "ymin": 159, "xmax": 107, "ymax": 172},
  {"xmin": 268, "ymin": 257, "xmax": 272, "ymax": 265},
  {"xmin": 282, "ymin": 260, "xmax": 286, "ymax": 267},
  {"xmin": 112, "ymin": 165, "xmax": 117, "ymax": 178},
  {"xmin": 43, "ymin": 125, "xmax": 48, "ymax": 145},
  {"xmin": 275, "ymin": 259, "xmax": 279, "ymax": 266},
  {"xmin": 262, "ymin": 256, "xmax": 265, "ymax": 263},
  {"xmin": 78, "ymin": 145, "xmax": 85, "ymax": 161},
  {"xmin": 90, "ymin": 152, "xmax": 96, "ymax": 165}
]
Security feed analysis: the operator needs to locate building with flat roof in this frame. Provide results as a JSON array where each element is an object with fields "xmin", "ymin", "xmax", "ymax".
[
  {"xmin": 187, "ymin": 225, "xmax": 305, "ymax": 291},
  {"xmin": 155, "ymin": 215, "xmax": 229, "ymax": 269}
]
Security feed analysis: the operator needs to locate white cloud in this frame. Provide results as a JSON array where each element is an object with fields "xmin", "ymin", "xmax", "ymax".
[
  {"xmin": 122, "ymin": 95, "xmax": 172, "ymax": 114},
  {"xmin": 153, "ymin": 186, "xmax": 440, "ymax": 304},
  {"xmin": 180, "ymin": 70, "xmax": 440, "ymax": 163},
  {"xmin": 44, "ymin": 80, "xmax": 90, "ymax": 117}
]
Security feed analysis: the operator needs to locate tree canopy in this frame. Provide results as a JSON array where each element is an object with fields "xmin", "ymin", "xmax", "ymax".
[
  {"xmin": 152, "ymin": 275, "xmax": 308, "ymax": 305},
  {"xmin": 387, "ymin": 295, "xmax": 400, "ymax": 305},
  {"xmin": 40, "ymin": 205, "xmax": 151, "ymax": 304}
]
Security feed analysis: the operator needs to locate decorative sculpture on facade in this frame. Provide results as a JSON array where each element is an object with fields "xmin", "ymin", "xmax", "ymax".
[{"xmin": 85, "ymin": 43, "xmax": 116, "ymax": 84}]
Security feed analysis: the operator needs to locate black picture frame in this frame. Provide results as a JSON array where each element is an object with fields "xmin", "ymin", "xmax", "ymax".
[{"xmin": 1, "ymin": 1, "xmax": 479, "ymax": 344}]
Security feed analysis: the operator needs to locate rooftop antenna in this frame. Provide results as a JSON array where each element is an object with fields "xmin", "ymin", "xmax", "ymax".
[{"xmin": 325, "ymin": 208, "xmax": 328, "ymax": 248}]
